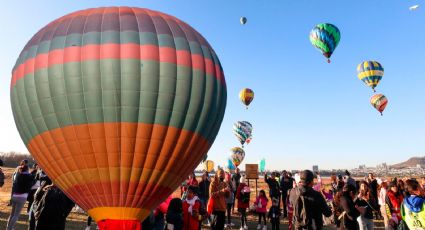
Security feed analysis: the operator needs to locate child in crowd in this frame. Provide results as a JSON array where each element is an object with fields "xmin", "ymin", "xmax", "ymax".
[{"xmin": 254, "ymin": 190, "xmax": 269, "ymax": 230}]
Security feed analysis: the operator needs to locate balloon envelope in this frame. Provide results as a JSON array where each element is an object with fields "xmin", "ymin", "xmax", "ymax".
[
  {"xmin": 230, "ymin": 147, "xmax": 245, "ymax": 167},
  {"xmin": 239, "ymin": 88, "xmax": 254, "ymax": 108},
  {"xmin": 233, "ymin": 121, "xmax": 253, "ymax": 146},
  {"xmin": 370, "ymin": 94, "xmax": 388, "ymax": 115},
  {"xmin": 203, "ymin": 160, "xmax": 215, "ymax": 173},
  {"xmin": 10, "ymin": 7, "xmax": 227, "ymax": 229},
  {"xmin": 240, "ymin": 17, "xmax": 247, "ymax": 25},
  {"xmin": 259, "ymin": 158, "xmax": 266, "ymax": 173},
  {"xmin": 309, "ymin": 23, "xmax": 341, "ymax": 62},
  {"xmin": 357, "ymin": 61, "xmax": 384, "ymax": 91}
]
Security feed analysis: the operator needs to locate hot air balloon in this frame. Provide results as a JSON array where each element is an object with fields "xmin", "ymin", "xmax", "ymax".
[
  {"xmin": 259, "ymin": 158, "xmax": 266, "ymax": 173},
  {"xmin": 357, "ymin": 61, "xmax": 384, "ymax": 92},
  {"xmin": 10, "ymin": 7, "xmax": 227, "ymax": 230},
  {"xmin": 370, "ymin": 94, "xmax": 388, "ymax": 116},
  {"xmin": 203, "ymin": 160, "xmax": 215, "ymax": 173},
  {"xmin": 240, "ymin": 17, "xmax": 247, "ymax": 25},
  {"xmin": 233, "ymin": 121, "xmax": 253, "ymax": 147},
  {"xmin": 227, "ymin": 158, "xmax": 236, "ymax": 171},
  {"xmin": 309, "ymin": 23, "xmax": 341, "ymax": 63},
  {"xmin": 239, "ymin": 88, "xmax": 254, "ymax": 109},
  {"xmin": 230, "ymin": 147, "xmax": 245, "ymax": 167}
]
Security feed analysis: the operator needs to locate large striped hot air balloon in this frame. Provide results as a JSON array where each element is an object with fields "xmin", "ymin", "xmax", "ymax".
[
  {"xmin": 309, "ymin": 23, "xmax": 341, "ymax": 63},
  {"xmin": 10, "ymin": 7, "xmax": 226, "ymax": 230},
  {"xmin": 357, "ymin": 61, "xmax": 384, "ymax": 92},
  {"xmin": 370, "ymin": 94, "xmax": 388, "ymax": 116}
]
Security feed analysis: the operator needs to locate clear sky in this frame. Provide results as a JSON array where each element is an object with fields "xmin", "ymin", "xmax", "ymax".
[{"xmin": 1, "ymin": 1, "xmax": 424, "ymax": 170}]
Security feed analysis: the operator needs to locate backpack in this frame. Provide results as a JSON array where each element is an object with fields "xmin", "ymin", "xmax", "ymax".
[{"xmin": 293, "ymin": 188, "xmax": 310, "ymax": 229}]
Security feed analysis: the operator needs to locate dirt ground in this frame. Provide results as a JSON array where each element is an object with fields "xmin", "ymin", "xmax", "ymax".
[{"xmin": 0, "ymin": 168, "xmax": 384, "ymax": 229}]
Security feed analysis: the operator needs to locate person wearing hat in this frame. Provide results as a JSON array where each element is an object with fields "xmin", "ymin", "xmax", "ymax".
[
  {"xmin": 288, "ymin": 170, "xmax": 332, "ymax": 230},
  {"xmin": 182, "ymin": 186, "xmax": 202, "ymax": 230},
  {"xmin": 386, "ymin": 180, "xmax": 404, "ymax": 229}
]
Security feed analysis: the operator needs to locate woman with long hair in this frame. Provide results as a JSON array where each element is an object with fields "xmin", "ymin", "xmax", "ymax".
[
  {"xmin": 355, "ymin": 181, "xmax": 377, "ymax": 230},
  {"xmin": 378, "ymin": 180, "xmax": 389, "ymax": 229},
  {"xmin": 386, "ymin": 180, "xmax": 404, "ymax": 229}
]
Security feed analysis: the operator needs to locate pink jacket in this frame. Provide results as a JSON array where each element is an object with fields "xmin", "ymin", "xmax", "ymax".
[{"xmin": 255, "ymin": 196, "xmax": 268, "ymax": 213}]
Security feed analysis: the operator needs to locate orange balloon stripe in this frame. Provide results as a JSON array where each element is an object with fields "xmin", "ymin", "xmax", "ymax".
[
  {"xmin": 27, "ymin": 122, "xmax": 211, "ymax": 212},
  {"xmin": 11, "ymin": 44, "xmax": 224, "ymax": 88}
]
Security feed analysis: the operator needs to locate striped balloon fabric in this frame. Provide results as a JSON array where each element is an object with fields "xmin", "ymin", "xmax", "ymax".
[
  {"xmin": 357, "ymin": 61, "xmax": 384, "ymax": 92},
  {"xmin": 309, "ymin": 23, "xmax": 341, "ymax": 63},
  {"xmin": 10, "ymin": 7, "xmax": 226, "ymax": 229},
  {"xmin": 370, "ymin": 94, "xmax": 388, "ymax": 115}
]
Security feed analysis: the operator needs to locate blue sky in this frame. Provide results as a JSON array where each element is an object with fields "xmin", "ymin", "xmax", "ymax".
[{"xmin": 1, "ymin": 1, "xmax": 424, "ymax": 170}]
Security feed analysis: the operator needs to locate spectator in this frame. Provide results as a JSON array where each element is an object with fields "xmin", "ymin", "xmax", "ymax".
[
  {"xmin": 183, "ymin": 186, "xmax": 202, "ymax": 230},
  {"xmin": 355, "ymin": 181, "xmax": 377, "ymax": 230},
  {"xmin": 231, "ymin": 168, "xmax": 242, "ymax": 212},
  {"xmin": 225, "ymin": 172, "xmax": 235, "ymax": 227},
  {"xmin": 268, "ymin": 198, "xmax": 281, "ymax": 230},
  {"xmin": 33, "ymin": 183, "xmax": 75, "ymax": 230},
  {"xmin": 378, "ymin": 180, "xmax": 389, "ymax": 229},
  {"xmin": 386, "ymin": 180, "xmax": 404, "ymax": 229},
  {"xmin": 166, "ymin": 198, "xmax": 183, "ymax": 230},
  {"xmin": 401, "ymin": 179, "xmax": 425, "ymax": 229},
  {"xmin": 209, "ymin": 169, "xmax": 230, "ymax": 230},
  {"xmin": 280, "ymin": 171, "xmax": 294, "ymax": 218},
  {"xmin": 288, "ymin": 170, "xmax": 332, "ymax": 230},
  {"xmin": 181, "ymin": 173, "xmax": 199, "ymax": 198},
  {"xmin": 7, "ymin": 165, "xmax": 34, "ymax": 230},
  {"xmin": 265, "ymin": 172, "xmax": 281, "ymax": 208},
  {"xmin": 236, "ymin": 176, "xmax": 249, "ymax": 230},
  {"xmin": 255, "ymin": 190, "xmax": 269, "ymax": 230},
  {"xmin": 336, "ymin": 184, "xmax": 363, "ymax": 230}
]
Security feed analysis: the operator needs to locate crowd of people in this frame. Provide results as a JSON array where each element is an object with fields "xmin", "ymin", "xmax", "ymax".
[
  {"xmin": 3, "ymin": 159, "xmax": 425, "ymax": 230},
  {"xmin": 1, "ymin": 159, "xmax": 75, "ymax": 230}
]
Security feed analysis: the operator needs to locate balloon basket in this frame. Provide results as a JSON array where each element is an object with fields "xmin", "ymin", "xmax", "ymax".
[{"xmin": 327, "ymin": 59, "xmax": 331, "ymax": 63}]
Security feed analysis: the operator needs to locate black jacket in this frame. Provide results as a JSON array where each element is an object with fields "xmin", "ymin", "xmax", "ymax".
[
  {"xmin": 280, "ymin": 176, "xmax": 294, "ymax": 196},
  {"xmin": 289, "ymin": 186, "xmax": 332, "ymax": 230},
  {"xmin": 34, "ymin": 185, "xmax": 75, "ymax": 230},
  {"xmin": 13, "ymin": 171, "xmax": 33, "ymax": 194},
  {"xmin": 339, "ymin": 195, "xmax": 360, "ymax": 230},
  {"xmin": 166, "ymin": 212, "xmax": 183, "ymax": 230},
  {"xmin": 198, "ymin": 179, "xmax": 211, "ymax": 200},
  {"xmin": 265, "ymin": 175, "xmax": 281, "ymax": 198}
]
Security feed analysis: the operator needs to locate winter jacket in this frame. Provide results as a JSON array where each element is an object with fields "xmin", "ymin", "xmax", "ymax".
[
  {"xmin": 198, "ymin": 179, "xmax": 210, "ymax": 200},
  {"xmin": 236, "ymin": 183, "xmax": 250, "ymax": 209},
  {"xmin": 34, "ymin": 185, "xmax": 75, "ymax": 230},
  {"xmin": 401, "ymin": 195, "xmax": 425, "ymax": 229},
  {"xmin": 255, "ymin": 196, "xmax": 268, "ymax": 213},
  {"xmin": 338, "ymin": 194, "xmax": 360, "ymax": 230},
  {"xmin": 386, "ymin": 190, "xmax": 404, "ymax": 221},
  {"xmin": 280, "ymin": 176, "xmax": 294, "ymax": 196},
  {"xmin": 13, "ymin": 171, "xmax": 33, "ymax": 195},
  {"xmin": 288, "ymin": 186, "xmax": 332, "ymax": 230},
  {"xmin": 182, "ymin": 198, "xmax": 201, "ymax": 230},
  {"xmin": 166, "ymin": 212, "xmax": 183, "ymax": 230},
  {"xmin": 268, "ymin": 206, "xmax": 281, "ymax": 220},
  {"xmin": 209, "ymin": 176, "xmax": 230, "ymax": 212},
  {"xmin": 265, "ymin": 175, "xmax": 281, "ymax": 198}
]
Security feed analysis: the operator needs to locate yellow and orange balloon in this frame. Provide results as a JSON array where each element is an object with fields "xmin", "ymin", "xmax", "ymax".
[
  {"xmin": 239, "ymin": 88, "xmax": 254, "ymax": 109},
  {"xmin": 370, "ymin": 94, "xmax": 388, "ymax": 115},
  {"xmin": 10, "ymin": 7, "xmax": 226, "ymax": 230}
]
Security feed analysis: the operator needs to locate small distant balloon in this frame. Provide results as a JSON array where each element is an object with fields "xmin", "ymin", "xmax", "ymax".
[
  {"xmin": 239, "ymin": 88, "xmax": 254, "ymax": 109},
  {"xmin": 203, "ymin": 160, "xmax": 215, "ymax": 173},
  {"xmin": 357, "ymin": 61, "xmax": 384, "ymax": 92},
  {"xmin": 230, "ymin": 147, "xmax": 245, "ymax": 167},
  {"xmin": 259, "ymin": 158, "xmax": 266, "ymax": 173},
  {"xmin": 410, "ymin": 5, "xmax": 420, "ymax": 11},
  {"xmin": 309, "ymin": 23, "xmax": 341, "ymax": 63},
  {"xmin": 370, "ymin": 94, "xmax": 388, "ymax": 116},
  {"xmin": 240, "ymin": 17, "xmax": 247, "ymax": 25}
]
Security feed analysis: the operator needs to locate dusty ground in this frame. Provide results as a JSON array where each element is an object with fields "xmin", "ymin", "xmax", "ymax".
[{"xmin": 0, "ymin": 168, "xmax": 384, "ymax": 229}]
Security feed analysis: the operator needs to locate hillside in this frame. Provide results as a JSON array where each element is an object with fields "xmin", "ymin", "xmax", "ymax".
[{"xmin": 392, "ymin": 156, "xmax": 425, "ymax": 169}]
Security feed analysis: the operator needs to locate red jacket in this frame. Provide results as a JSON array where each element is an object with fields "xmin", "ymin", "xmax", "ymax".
[
  {"xmin": 255, "ymin": 196, "xmax": 268, "ymax": 213},
  {"xmin": 386, "ymin": 190, "xmax": 404, "ymax": 221},
  {"xmin": 236, "ymin": 183, "xmax": 249, "ymax": 209},
  {"xmin": 182, "ymin": 199, "xmax": 201, "ymax": 230}
]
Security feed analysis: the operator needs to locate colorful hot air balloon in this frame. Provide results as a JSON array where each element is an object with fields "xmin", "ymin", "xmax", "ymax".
[
  {"xmin": 203, "ymin": 160, "xmax": 215, "ymax": 173},
  {"xmin": 240, "ymin": 17, "xmax": 247, "ymax": 25},
  {"xmin": 309, "ymin": 23, "xmax": 341, "ymax": 63},
  {"xmin": 370, "ymin": 94, "xmax": 388, "ymax": 116},
  {"xmin": 233, "ymin": 121, "xmax": 253, "ymax": 147},
  {"xmin": 230, "ymin": 147, "xmax": 245, "ymax": 167},
  {"xmin": 259, "ymin": 158, "xmax": 266, "ymax": 173},
  {"xmin": 227, "ymin": 158, "xmax": 236, "ymax": 171},
  {"xmin": 239, "ymin": 88, "xmax": 254, "ymax": 109},
  {"xmin": 357, "ymin": 61, "xmax": 384, "ymax": 92},
  {"xmin": 10, "ymin": 7, "xmax": 227, "ymax": 230}
]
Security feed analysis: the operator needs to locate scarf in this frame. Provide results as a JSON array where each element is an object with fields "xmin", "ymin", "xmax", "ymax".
[{"xmin": 186, "ymin": 196, "xmax": 199, "ymax": 214}]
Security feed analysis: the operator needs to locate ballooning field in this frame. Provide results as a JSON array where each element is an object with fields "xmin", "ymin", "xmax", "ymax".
[{"xmin": 0, "ymin": 168, "xmax": 385, "ymax": 229}]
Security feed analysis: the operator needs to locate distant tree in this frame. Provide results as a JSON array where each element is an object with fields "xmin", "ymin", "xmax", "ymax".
[{"xmin": 0, "ymin": 151, "xmax": 34, "ymax": 168}]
